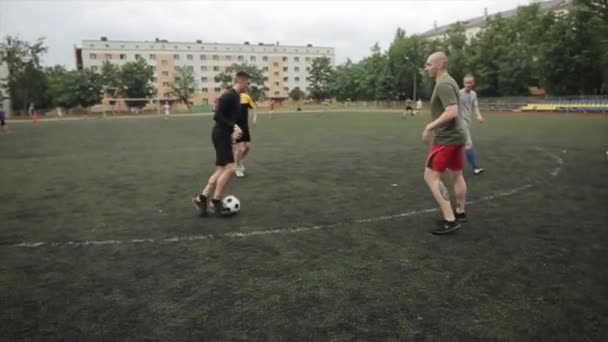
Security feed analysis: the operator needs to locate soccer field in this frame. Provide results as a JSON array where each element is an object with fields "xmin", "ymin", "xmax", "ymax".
[{"xmin": 1, "ymin": 111, "xmax": 607, "ymax": 341}]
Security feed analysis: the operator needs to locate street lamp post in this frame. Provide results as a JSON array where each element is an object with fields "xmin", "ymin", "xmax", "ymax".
[{"xmin": 404, "ymin": 57, "xmax": 418, "ymax": 101}]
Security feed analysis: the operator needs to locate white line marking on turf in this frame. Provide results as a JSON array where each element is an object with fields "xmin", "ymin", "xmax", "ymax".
[{"xmin": 5, "ymin": 147, "xmax": 563, "ymax": 249}]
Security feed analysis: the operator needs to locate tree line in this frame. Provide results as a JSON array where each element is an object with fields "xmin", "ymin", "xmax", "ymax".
[{"xmin": 0, "ymin": 0, "xmax": 605, "ymax": 114}]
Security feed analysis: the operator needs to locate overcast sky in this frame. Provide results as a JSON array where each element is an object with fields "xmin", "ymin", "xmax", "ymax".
[{"xmin": 1, "ymin": 0, "xmax": 535, "ymax": 68}]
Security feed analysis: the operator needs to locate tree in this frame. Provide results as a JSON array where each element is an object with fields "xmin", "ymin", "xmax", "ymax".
[
  {"xmin": 170, "ymin": 66, "xmax": 197, "ymax": 109},
  {"xmin": 288, "ymin": 87, "xmax": 306, "ymax": 102},
  {"xmin": 46, "ymin": 65, "xmax": 79, "ymax": 110},
  {"xmin": 214, "ymin": 63, "xmax": 266, "ymax": 101},
  {"xmin": 74, "ymin": 69, "xmax": 103, "ymax": 108},
  {"xmin": 120, "ymin": 59, "xmax": 154, "ymax": 109},
  {"xmin": 100, "ymin": 60, "xmax": 122, "ymax": 113},
  {"xmin": 0, "ymin": 36, "xmax": 49, "ymax": 113},
  {"xmin": 376, "ymin": 65, "xmax": 399, "ymax": 101},
  {"xmin": 307, "ymin": 57, "xmax": 334, "ymax": 101},
  {"xmin": 46, "ymin": 66, "xmax": 103, "ymax": 112}
]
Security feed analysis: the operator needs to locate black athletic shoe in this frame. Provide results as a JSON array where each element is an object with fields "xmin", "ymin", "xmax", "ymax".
[
  {"xmin": 192, "ymin": 195, "xmax": 208, "ymax": 216},
  {"xmin": 455, "ymin": 211, "xmax": 468, "ymax": 223},
  {"xmin": 209, "ymin": 199, "xmax": 231, "ymax": 217},
  {"xmin": 432, "ymin": 220, "xmax": 462, "ymax": 235}
]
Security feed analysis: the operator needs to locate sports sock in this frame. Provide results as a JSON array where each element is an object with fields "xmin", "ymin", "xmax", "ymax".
[{"xmin": 465, "ymin": 148, "xmax": 477, "ymax": 169}]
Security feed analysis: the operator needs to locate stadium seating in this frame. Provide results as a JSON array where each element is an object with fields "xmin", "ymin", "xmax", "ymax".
[{"xmin": 522, "ymin": 99, "xmax": 608, "ymax": 112}]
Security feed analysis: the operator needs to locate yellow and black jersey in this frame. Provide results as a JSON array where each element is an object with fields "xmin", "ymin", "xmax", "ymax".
[{"xmin": 240, "ymin": 93, "xmax": 255, "ymax": 110}]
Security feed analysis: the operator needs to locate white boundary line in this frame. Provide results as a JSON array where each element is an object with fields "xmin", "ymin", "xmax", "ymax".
[{"xmin": 5, "ymin": 148, "xmax": 564, "ymax": 249}]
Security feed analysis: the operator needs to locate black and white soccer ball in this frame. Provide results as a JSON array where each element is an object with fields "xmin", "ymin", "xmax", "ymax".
[{"xmin": 222, "ymin": 195, "xmax": 241, "ymax": 215}]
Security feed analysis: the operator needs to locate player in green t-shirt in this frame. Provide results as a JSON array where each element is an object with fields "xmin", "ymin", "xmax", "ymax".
[{"xmin": 422, "ymin": 52, "xmax": 468, "ymax": 235}]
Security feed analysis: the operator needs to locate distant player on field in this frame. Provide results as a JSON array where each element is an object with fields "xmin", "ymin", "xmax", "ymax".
[
  {"xmin": 422, "ymin": 52, "xmax": 468, "ymax": 235},
  {"xmin": 460, "ymin": 75, "xmax": 485, "ymax": 175},
  {"xmin": 416, "ymin": 98, "xmax": 423, "ymax": 114},
  {"xmin": 163, "ymin": 101, "xmax": 170, "ymax": 119},
  {"xmin": 28, "ymin": 103, "xmax": 38, "ymax": 123},
  {"xmin": 192, "ymin": 71, "xmax": 250, "ymax": 216},
  {"xmin": 403, "ymin": 98, "xmax": 414, "ymax": 118},
  {"xmin": 0, "ymin": 103, "xmax": 8, "ymax": 134},
  {"xmin": 234, "ymin": 93, "xmax": 257, "ymax": 177}
]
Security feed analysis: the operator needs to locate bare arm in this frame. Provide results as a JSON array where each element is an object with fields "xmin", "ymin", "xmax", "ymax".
[
  {"xmin": 251, "ymin": 107, "xmax": 257, "ymax": 126},
  {"xmin": 474, "ymin": 97, "xmax": 484, "ymax": 123},
  {"xmin": 426, "ymin": 104, "xmax": 458, "ymax": 131}
]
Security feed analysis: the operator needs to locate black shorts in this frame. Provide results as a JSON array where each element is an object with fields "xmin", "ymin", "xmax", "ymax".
[
  {"xmin": 212, "ymin": 125, "xmax": 234, "ymax": 166},
  {"xmin": 235, "ymin": 123, "xmax": 251, "ymax": 143},
  {"xmin": 406, "ymin": 106, "xmax": 413, "ymax": 111},
  {"xmin": 0, "ymin": 116, "xmax": 5, "ymax": 126}
]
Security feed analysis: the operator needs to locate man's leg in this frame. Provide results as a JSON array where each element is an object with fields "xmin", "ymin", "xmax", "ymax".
[
  {"xmin": 424, "ymin": 167, "xmax": 456, "ymax": 222},
  {"xmin": 451, "ymin": 170, "xmax": 467, "ymax": 215},
  {"xmin": 213, "ymin": 163, "xmax": 236, "ymax": 201}
]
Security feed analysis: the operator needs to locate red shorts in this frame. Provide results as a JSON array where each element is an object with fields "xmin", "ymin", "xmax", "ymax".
[{"xmin": 426, "ymin": 144, "xmax": 465, "ymax": 172}]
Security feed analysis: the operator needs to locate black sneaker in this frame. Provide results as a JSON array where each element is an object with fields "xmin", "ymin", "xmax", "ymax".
[
  {"xmin": 455, "ymin": 211, "xmax": 468, "ymax": 223},
  {"xmin": 192, "ymin": 195, "xmax": 208, "ymax": 216},
  {"xmin": 209, "ymin": 199, "xmax": 231, "ymax": 217},
  {"xmin": 432, "ymin": 220, "xmax": 462, "ymax": 235}
]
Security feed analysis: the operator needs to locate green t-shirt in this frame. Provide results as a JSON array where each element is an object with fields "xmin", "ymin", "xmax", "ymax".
[{"xmin": 430, "ymin": 74, "xmax": 466, "ymax": 145}]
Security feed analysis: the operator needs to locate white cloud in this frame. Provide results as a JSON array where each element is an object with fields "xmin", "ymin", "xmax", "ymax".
[{"xmin": 0, "ymin": 0, "xmax": 534, "ymax": 68}]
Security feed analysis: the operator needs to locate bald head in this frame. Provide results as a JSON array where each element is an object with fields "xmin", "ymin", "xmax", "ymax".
[{"xmin": 425, "ymin": 51, "xmax": 449, "ymax": 79}]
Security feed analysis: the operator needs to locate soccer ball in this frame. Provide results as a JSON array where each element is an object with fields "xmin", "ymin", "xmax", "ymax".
[{"xmin": 222, "ymin": 195, "xmax": 241, "ymax": 215}]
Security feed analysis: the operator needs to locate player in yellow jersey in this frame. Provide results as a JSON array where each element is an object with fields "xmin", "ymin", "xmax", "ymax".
[{"xmin": 234, "ymin": 93, "xmax": 258, "ymax": 177}]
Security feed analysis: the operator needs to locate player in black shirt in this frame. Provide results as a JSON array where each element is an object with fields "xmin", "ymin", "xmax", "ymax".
[{"xmin": 193, "ymin": 71, "xmax": 251, "ymax": 216}]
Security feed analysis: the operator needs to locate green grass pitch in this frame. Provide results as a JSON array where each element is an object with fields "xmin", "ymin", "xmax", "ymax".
[{"xmin": 0, "ymin": 111, "xmax": 607, "ymax": 341}]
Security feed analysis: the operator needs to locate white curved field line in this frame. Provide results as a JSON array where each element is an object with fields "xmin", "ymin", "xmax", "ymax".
[{"xmin": 6, "ymin": 148, "xmax": 564, "ymax": 249}]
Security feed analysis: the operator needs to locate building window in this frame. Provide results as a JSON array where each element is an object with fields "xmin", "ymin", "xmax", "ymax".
[
  {"xmin": 174, "ymin": 66, "xmax": 180, "ymax": 71},
  {"xmin": 136, "ymin": 45, "xmax": 139, "ymax": 49},
  {"xmin": 283, "ymin": 67, "xmax": 288, "ymax": 72},
  {"xmin": 295, "ymin": 67, "xmax": 300, "ymax": 72},
  {"xmin": 161, "ymin": 60, "xmax": 168, "ymax": 65},
  {"xmin": 282, "ymin": 57, "xmax": 288, "ymax": 62},
  {"xmin": 214, "ymin": 87, "xmax": 222, "ymax": 92},
  {"xmin": 89, "ymin": 44, "xmax": 94, "ymax": 47},
  {"xmin": 274, "ymin": 81, "xmax": 279, "ymax": 86},
  {"xmin": 105, "ymin": 54, "xmax": 112, "ymax": 60},
  {"xmin": 187, "ymin": 46, "xmax": 191, "ymax": 49},
  {"xmin": 283, "ymin": 87, "xmax": 289, "ymax": 91},
  {"xmin": 135, "ymin": 54, "xmax": 142, "ymax": 60},
  {"xmin": 238, "ymin": 55, "xmax": 244, "ymax": 61},
  {"xmin": 199, "ymin": 54, "xmax": 207, "ymax": 61},
  {"xmin": 213, "ymin": 66, "xmax": 220, "ymax": 71},
  {"xmin": 295, "ymin": 77, "xmax": 300, "ymax": 82},
  {"xmin": 187, "ymin": 66, "xmax": 194, "ymax": 71},
  {"xmin": 202, "ymin": 87, "xmax": 208, "ymax": 93},
  {"xmin": 283, "ymin": 77, "xmax": 289, "ymax": 81},
  {"xmin": 201, "ymin": 77, "xmax": 208, "ymax": 82},
  {"xmin": 274, "ymin": 91, "xmax": 279, "ymax": 96},
  {"xmin": 119, "ymin": 54, "xmax": 127, "ymax": 60},
  {"xmin": 150, "ymin": 54, "xmax": 156, "ymax": 60},
  {"xmin": 250, "ymin": 56, "xmax": 256, "ymax": 62},
  {"xmin": 226, "ymin": 55, "xmax": 232, "ymax": 61},
  {"xmin": 273, "ymin": 71, "xmax": 279, "ymax": 76},
  {"xmin": 263, "ymin": 56, "xmax": 268, "ymax": 61},
  {"xmin": 263, "ymin": 76, "xmax": 268, "ymax": 81},
  {"xmin": 173, "ymin": 54, "xmax": 180, "ymax": 60},
  {"xmin": 152, "ymin": 77, "xmax": 157, "ymax": 82},
  {"xmin": 162, "ymin": 82, "xmax": 169, "ymax": 87},
  {"xmin": 263, "ymin": 67, "xmax": 269, "ymax": 71},
  {"xmin": 162, "ymin": 71, "xmax": 169, "ymax": 76},
  {"xmin": 187, "ymin": 54, "xmax": 193, "ymax": 60},
  {"xmin": 273, "ymin": 62, "xmax": 279, "ymax": 67},
  {"xmin": 306, "ymin": 67, "xmax": 311, "ymax": 72},
  {"xmin": 201, "ymin": 66, "xmax": 207, "ymax": 71},
  {"xmin": 212, "ymin": 55, "xmax": 219, "ymax": 60},
  {"xmin": 294, "ymin": 57, "xmax": 300, "ymax": 62},
  {"xmin": 305, "ymin": 57, "xmax": 311, "ymax": 62},
  {"xmin": 152, "ymin": 66, "xmax": 156, "ymax": 72},
  {"xmin": 91, "ymin": 66, "xmax": 98, "ymax": 72},
  {"xmin": 89, "ymin": 53, "xmax": 97, "ymax": 60}
]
